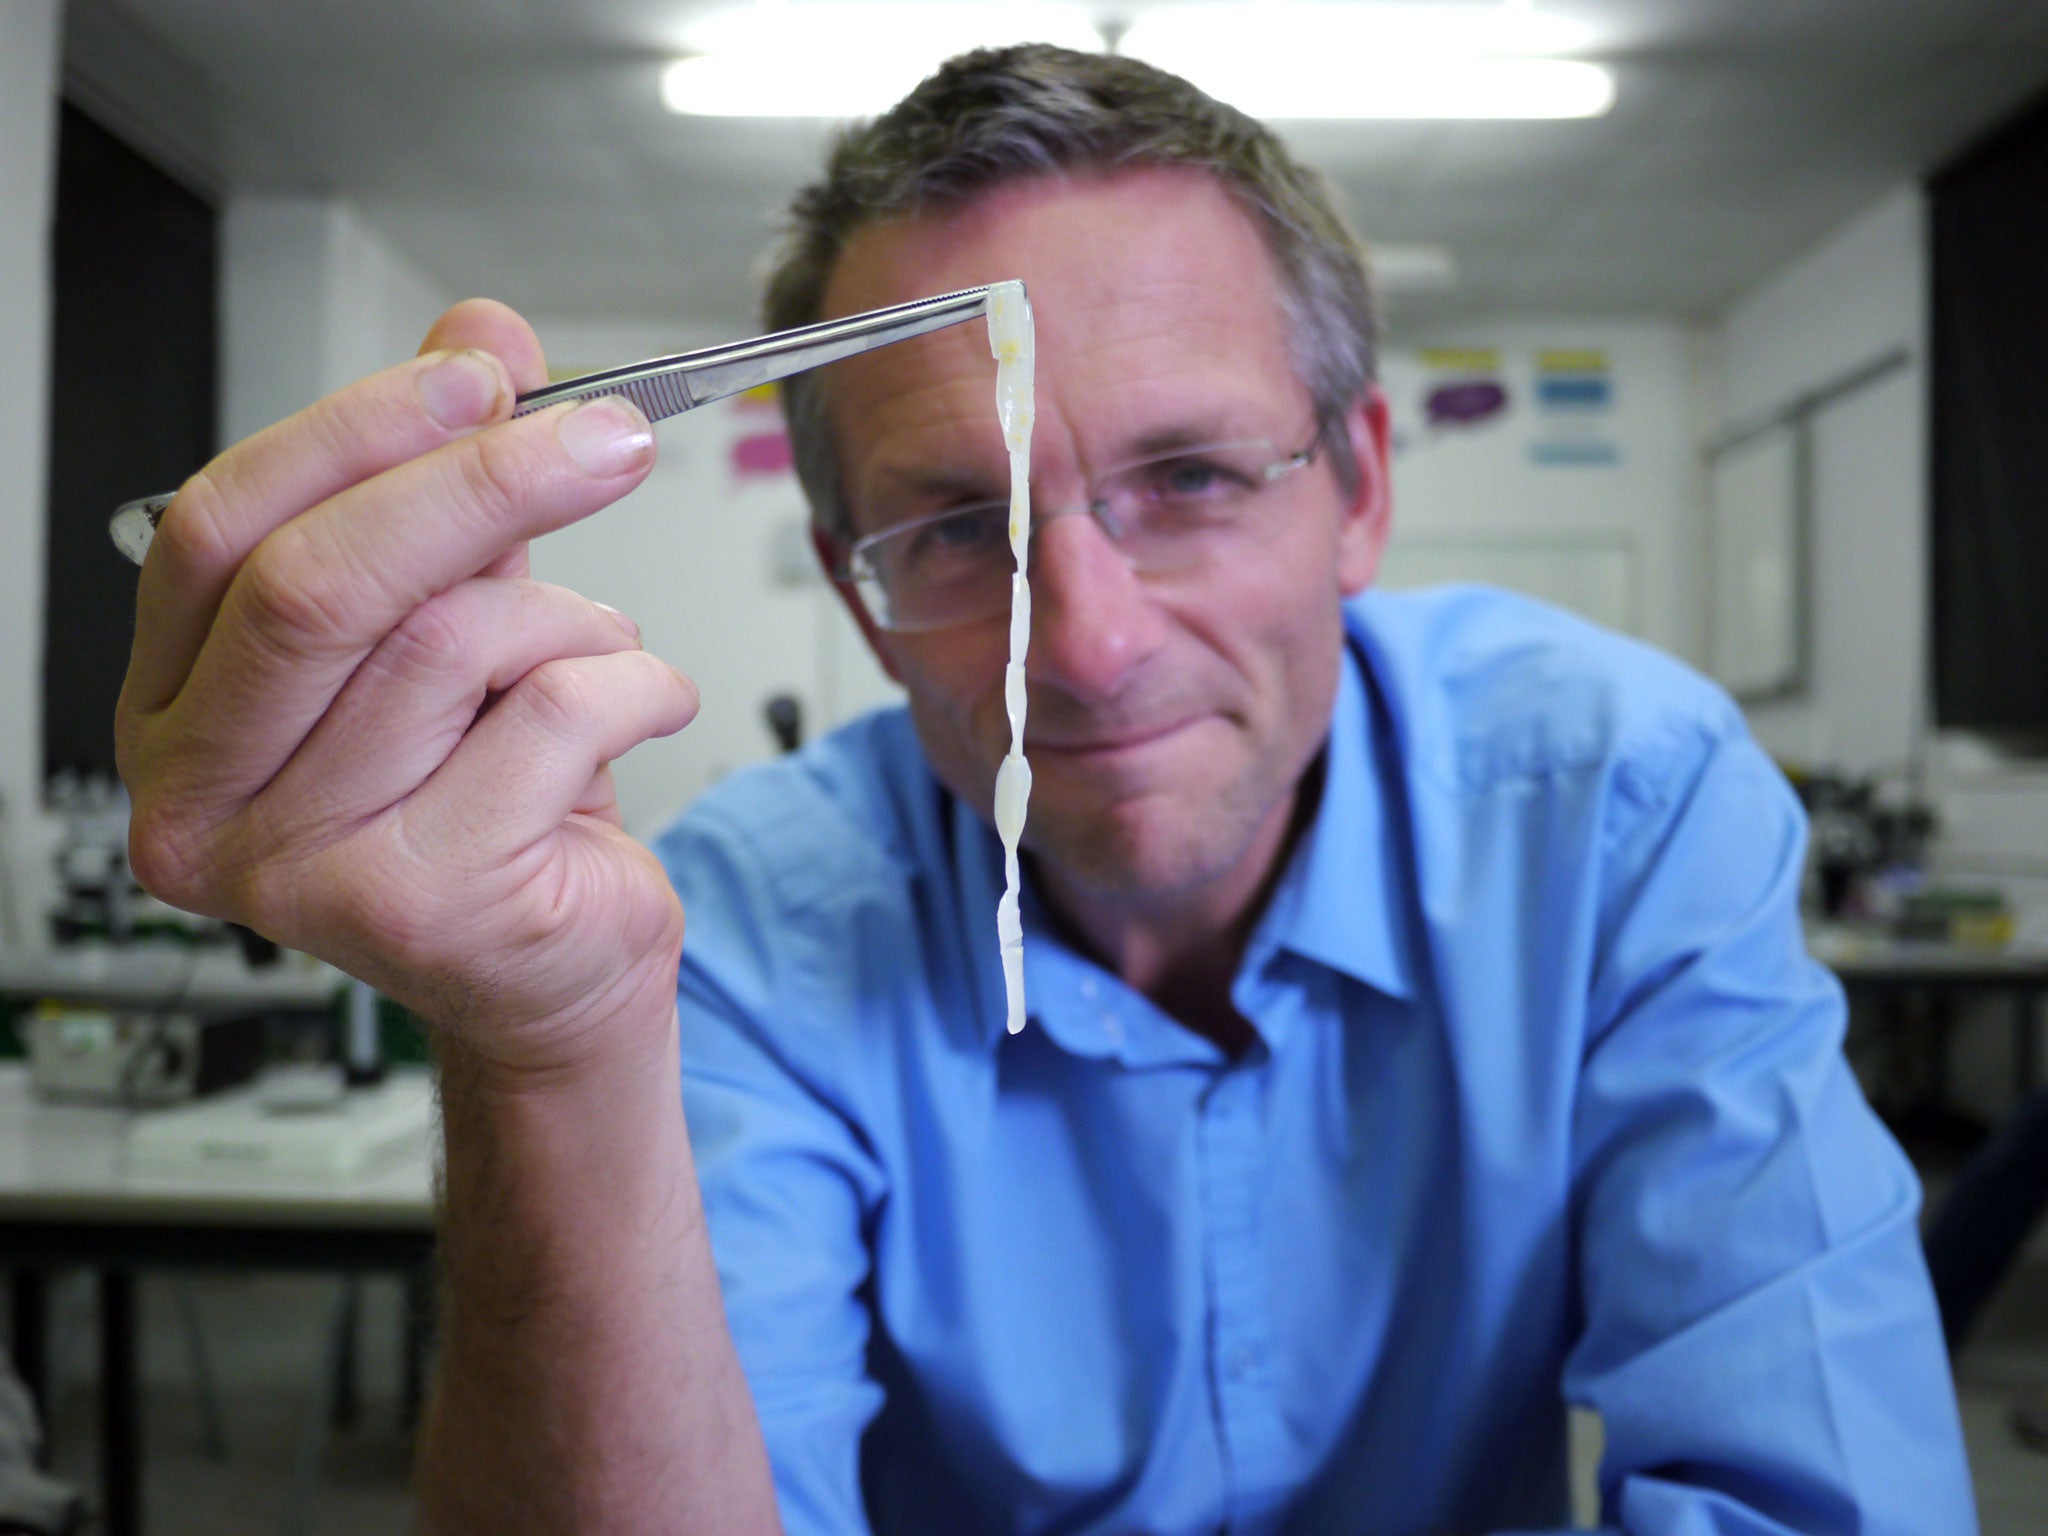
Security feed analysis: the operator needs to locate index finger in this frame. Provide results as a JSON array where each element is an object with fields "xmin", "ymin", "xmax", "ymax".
[
  {"xmin": 124, "ymin": 349, "xmax": 508, "ymax": 714},
  {"xmin": 147, "ymin": 392, "xmax": 656, "ymax": 812},
  {"xmin": 124, "ymin": 299, "xmax": 547, "ymax": 716},
  {"xmin": 423, "ymin": 301, "xmax": 548, "ymax": 584}
]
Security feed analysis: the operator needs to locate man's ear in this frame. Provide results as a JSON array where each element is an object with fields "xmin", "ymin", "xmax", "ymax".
[
  {"xmin": 812, "ymin": 526, "xmax": 905, "ymax": 685},
  {"xmin": 1335, "ymin": 386, "xmax": 1395, "ymax": 597}
]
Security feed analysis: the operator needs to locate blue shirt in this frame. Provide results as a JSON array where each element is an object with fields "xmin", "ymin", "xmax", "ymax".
[{"xmin": 658, "ymin": 585, "xmax": 1975, "ymax": 1536}]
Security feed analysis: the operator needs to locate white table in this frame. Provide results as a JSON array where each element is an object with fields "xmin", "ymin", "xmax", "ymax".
[
  {"xmin": 0, "ymin": 947, "xmax": 345, "ymax": 1016},
  {"xmin": 0, "ymin": 1065, "xmax": 436, "ymax": 1536},
  {"xmin": 1810, "ymin": 923, "xmax": 2048, "ymax": 1090}
]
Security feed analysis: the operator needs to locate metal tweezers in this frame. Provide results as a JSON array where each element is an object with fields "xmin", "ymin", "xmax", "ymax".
[{"xmin": 109, "ymin": 283, "xmax": 1009, "ymax": 565}]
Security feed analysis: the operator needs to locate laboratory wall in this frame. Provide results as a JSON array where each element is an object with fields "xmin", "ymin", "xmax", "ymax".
[
  {"xmin": 8, "ymin": 83, "xmax": 2045, "ymax": 964},
  {"xmin": 221, "ymin": 196, "xmax": 455, "ymax": 447},
  {"xmin": 1717, "ymin": 187, "xmax": 1930, "ymax": 777},
  {"xmin": 526, "ymin": 316, "xmax": 899, "ymax": 839},
  {"xmin": 0, "ymin": 0, "xmax": 64, "ymax": 948},
  {"xmin": 1378, "ymin": 319, "xmax": 1705, "ymax": 665},
  {"xmin": 1714, "ymin": 185, "xmax": 2048, "ymax": 904},
  {"xmin": 1712, "ymin": 184, "xmax": 2048, "ymax": 1114}
]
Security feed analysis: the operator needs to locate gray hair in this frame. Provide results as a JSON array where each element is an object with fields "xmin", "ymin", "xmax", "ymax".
[{"xmin": 761, "ymin": 43, "xmax": 1380, "ymax": 544}]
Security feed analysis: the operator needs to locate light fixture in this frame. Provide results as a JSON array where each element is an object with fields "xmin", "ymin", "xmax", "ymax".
[
  {"xmin": 1117, "ymin": 3, "xmax": 1615, "ymax": 120},
  {"xmin": 1116, "ymin": 53, "xmax": 1615, "ymax": 120},
  {"xmin": 1367, "ymin": 243, "xmax": 1459, "ymax": 293},
  {"xmin": 660, "ymin": 0, "xmax": 1614, "ymax": 121},
  {"xmin": 662, "ymin": 1, "xmax": 1104, "ymax": 117},
  {"xmin": 1123, "ymin": 1, "xmax": 1596, "ymax": 60}
]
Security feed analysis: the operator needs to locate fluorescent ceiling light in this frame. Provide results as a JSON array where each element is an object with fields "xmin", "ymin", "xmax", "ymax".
[
  {"xmin": 1121, "ymin": 1, "xmax": 1596, "ymax": 60},
  {"xmin": 1367, "ymin": 243, "xmax": 1458, "ymax": 293},
  {"xmin": 1119, "ymin": 54, "xmax": 1615, "ymax": 119},
  {"xmin": 1118, "ymin": 2, "xmax": 1614, "ymax": 119},
  {"xmin": 664, "ymin": 1, "xmax": 1103, "ymax": 117},
  {"xmin": 663, "ymin": 0, "xmax": 1613, "ymax": 121}
]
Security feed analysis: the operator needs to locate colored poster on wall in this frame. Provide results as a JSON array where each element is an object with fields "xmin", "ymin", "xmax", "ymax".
[
  {"xmin": 1528, "ymin": 348, "xmax": 1620, "ymax": 467},
  {"xmin": 727, "ymin": 383, "xmax": 795, "ymax": 481},
  {"xmin": 1416, "ymin": 347, "xmax": 1510, "ymax": 441}
]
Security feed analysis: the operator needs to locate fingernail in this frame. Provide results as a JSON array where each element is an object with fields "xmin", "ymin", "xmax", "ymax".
[
  {"xmin": 557, "ymin": 397, "xmax": 654, "ymax": 477},
  {"xmin": 596, "ymin": 602, "xmax": 641, "ymax": 644},
  {"xmin": 418, "ymin": 349, "xmax": 508, "ymax": 429}
]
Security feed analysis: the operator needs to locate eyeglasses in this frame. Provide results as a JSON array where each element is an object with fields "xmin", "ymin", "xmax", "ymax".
[{"xmin": 841, "ymin": 421, "xmax": 1327, "ymax": 632}]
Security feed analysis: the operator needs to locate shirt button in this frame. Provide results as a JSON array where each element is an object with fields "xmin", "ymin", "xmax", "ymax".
[
  {"xmin": 1225, "ymin": 1346, "xmax": 1255, "ymax": 1381},
  {"xmin": 1080, "ymin": 976, "xmax": 1099, "ymax": 1000}
]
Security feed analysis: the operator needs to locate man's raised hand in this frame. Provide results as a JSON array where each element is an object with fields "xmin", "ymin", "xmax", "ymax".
[{"xmin": 117, "ymin": 300, "xmax": 700, "ymax": 1081}]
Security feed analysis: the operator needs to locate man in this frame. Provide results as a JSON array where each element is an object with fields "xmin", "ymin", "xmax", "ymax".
[{"xmin": 117, "ymin": 44, "xmax": 1972, "ymax": 1536}]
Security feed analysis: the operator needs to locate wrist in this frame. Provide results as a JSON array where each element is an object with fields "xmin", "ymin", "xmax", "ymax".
[
  {"xmin": 422, "ymin": 938, "xmax": 684, "ymax": 1098},
  {"xmin": 433, "ymin": 994, "xmax": 697, "ymax": 1322}
]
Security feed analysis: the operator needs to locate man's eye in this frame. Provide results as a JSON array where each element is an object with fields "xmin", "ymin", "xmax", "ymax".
[
  {"xmin": 934, "ymin": 508, "xmax": 1002, "ymax": 546},
  {"xmin": 1149, "ymin": 456, "xmax": 1247, "ymax": 500},
  {"xmin": 903, "ymin": 505, "xmax": 1006, "ymax": 568}
]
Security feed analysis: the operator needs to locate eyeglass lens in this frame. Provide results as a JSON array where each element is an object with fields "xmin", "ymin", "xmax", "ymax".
[{"xmin": 855, "ymin": 435, "xmax": 1314, "ymax": 631}]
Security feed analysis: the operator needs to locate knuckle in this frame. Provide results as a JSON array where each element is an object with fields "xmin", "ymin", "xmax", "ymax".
[
  {"xmin": 126, "ymin": 797, "xmax": 216, "ymax": 914},
  {"xmin": 511, "ymin": 658, "xmax": 599, "ymax": 739},
  {"xmin": 510, "ymin": 873, "xmax": 580, "ymax": 955},
  {"xmin": 375, "ymin": 588, "xmax": 477, "ymax": 686},
  {"xmin": 623, "ymin": 841, "xmax": 688, "ymax": 944},
  {"xmin": 447, "ymin": 428, "xmax": 540, "ymax": 531},
  {"xmin": 305, "ymin": 374, "xmax": 415, "ymax": 461},
  {"xmin": 152, "ymin": 467, "xmax": 244, "ymax": 577},
  {"xmin": 234, "ymin": 524, "xmax": 363, "ymax": 655}
]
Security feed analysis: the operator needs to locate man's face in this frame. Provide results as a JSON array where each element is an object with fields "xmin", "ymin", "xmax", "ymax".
[{"xmin": 818, "ymin": 165, "xmax": 1391, "ymax": 921}]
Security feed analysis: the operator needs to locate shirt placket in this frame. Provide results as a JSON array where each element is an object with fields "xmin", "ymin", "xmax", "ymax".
[{"xmin": 1198, "ymin": 1059, "xmax": 1288, "ymax": 1528}]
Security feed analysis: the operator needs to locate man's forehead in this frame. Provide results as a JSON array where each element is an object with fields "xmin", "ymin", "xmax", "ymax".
[
  {"xmin": 818, "ymin": 168, "xmax": 1299, "ymax": 415},
  {"xmin": 818, "ymin": 163, "xmax": 1275, "ymax": 316}
]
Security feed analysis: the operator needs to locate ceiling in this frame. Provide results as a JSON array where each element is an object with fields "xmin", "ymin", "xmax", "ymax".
[{"xmin": 59, "ymin": 0, "xmax": 2048, "ymax": 338}]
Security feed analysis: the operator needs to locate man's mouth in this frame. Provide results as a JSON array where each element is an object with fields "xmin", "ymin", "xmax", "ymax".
[{"xmin": 1026, "ymin": 718, "xmax": 1200, "ymax": 756}]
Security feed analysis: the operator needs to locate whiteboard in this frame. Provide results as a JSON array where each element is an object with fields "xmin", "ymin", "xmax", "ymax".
[
  {"xmin": 1706, "ymin": 426, "xmax": 1802, "ymax": 699},
  {"xmin": 1376, "ymin": 531, "xmax": 1640, "ymax": 636}
]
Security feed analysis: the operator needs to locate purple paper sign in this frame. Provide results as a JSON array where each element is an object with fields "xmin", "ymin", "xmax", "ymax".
[{"xmin": 1425, "ymin": 379, "xmax": 1508, "ymax": 427}]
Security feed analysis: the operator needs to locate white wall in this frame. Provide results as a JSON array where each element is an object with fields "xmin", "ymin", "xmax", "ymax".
[
  {"xmin": 0, "ymin": 0, "xmax": 64, "ymax": 953},
  {"xmin": 221, "ymin": 196, "xmax": 455, "ymax": 444},
  {"xmin": 526, "ymin": 317, "xmax": 898, "ymax": 839},
  {"xmin": 1715, "ymin": 188, "xmax": 1930, "ymax": 777},
  {"xmin": 1713, "ymin": 185, "xmax": 2048, "ymax": 1107},
  {"xmin": 1714, "ymin": 185, "xmax": 2048, "ymax": 890},
  {"xmin": 1379, "ymin": 319, "xmax": 1704, "ymax": 663}
]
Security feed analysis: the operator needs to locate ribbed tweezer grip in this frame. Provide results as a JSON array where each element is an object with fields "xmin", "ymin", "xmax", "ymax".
[
  {"xmin": 511, "ymin": 368, "xmax": 694, "ymax": 421},
  {"xmin": 611, "ymin": 370, "xmax": 692, "ymax": 420}
]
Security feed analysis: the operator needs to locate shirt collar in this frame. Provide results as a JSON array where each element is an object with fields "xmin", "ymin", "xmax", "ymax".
[
  {"xmin": 1241, "ymin": 629, "xmax": 1419, "ymax": 1004},
  {"xmin": 951, "ymin": 793, "xmax": 1225, "ymax": 1067},
  {"xmin": 951, "ymin": 627, "xmax": 1416, "ymax": 1062}
]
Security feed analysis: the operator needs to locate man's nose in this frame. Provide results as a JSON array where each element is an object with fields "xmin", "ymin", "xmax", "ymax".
[{"xmin": 1024, "ymin": 510, "xmax": 1169, "ymax": 701}]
